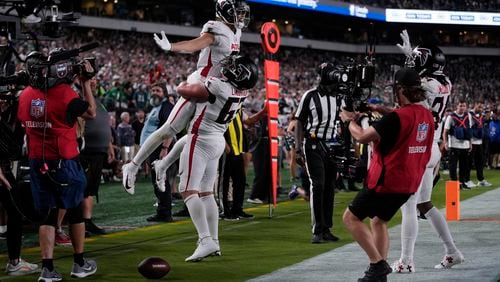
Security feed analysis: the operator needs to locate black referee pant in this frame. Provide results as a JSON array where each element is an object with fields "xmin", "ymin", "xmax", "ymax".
[
  {"xmin": 222, "ymin": 153, "xmax": 246, "ymax": 216},
  {"xmin": 303, "ymin": 138, "xmax": 336, "ymax": 235}
]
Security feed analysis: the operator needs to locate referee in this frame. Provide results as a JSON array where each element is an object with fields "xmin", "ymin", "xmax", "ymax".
[{"xmin": 295, "ymin": 63, "xmax": 342, "ymax": 244}]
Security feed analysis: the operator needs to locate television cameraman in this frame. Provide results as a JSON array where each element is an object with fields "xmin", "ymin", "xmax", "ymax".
[
  {"xmin": 340, "ymin": 68, "xmax": 434, "ymax": 281},
  {"xmin": 17, "ymin": 50, "xmax": 98, "ymax": 280},
  {"xmin": 294, "ymin": 62, "xmax": 343, "ymax": 244}
]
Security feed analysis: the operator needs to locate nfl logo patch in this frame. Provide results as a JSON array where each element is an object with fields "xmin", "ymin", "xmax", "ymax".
[
  {"xmin": 30, "ymin": 99, "xmax": 45, "ymax": 118},
  {"xmin": 416, "ymin": 122, "xmax": 429, "ymax": 143}
]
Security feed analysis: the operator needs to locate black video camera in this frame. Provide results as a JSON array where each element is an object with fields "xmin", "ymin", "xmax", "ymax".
[{"xmin": 319, "ymin": 57, "xmax": 375, "ymax": 95}]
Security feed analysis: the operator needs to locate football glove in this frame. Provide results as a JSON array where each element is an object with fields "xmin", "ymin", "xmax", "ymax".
[{"xmin": 154, "ymin": 31, "xmax": 172, "ymax": 52}]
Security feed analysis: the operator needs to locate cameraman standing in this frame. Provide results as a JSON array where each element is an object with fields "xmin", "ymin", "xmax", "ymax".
[
  {"xmin": 17, "ymin": 51, "xmax": 97, "ymax": 280},
  {"xmin": 295, "ymin": 63, "xmax": 342, "ymax": 244},
  {"xmin": 341, "ymin": 68, "xmax": 434, "ymax": 281}
]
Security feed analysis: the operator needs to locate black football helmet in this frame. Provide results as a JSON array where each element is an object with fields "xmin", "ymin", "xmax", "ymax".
[
  {"xmin": 407, "ymin": 45, "xmax": 445, "ymax": 76},
  {"xmin": 221, "ymin": 55, "xmax": 258, "ymax": 90},
  {"xmin": 216, "ymin": 0, "xmax": 250, "ymax": 29}
]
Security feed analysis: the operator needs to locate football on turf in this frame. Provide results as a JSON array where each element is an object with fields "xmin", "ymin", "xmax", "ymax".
[{"xmin": 138, "ymin": 257, "xmax": 170, "ymax": 279}]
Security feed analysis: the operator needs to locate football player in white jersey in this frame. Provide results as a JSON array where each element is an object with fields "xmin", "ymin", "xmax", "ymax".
[
  {"xmin": 392, "ymin": 30, "xmax": 464, "ymax": 273},
  {"xmin": 122, "ymin": 0, "xmax": 250, "ymax": 194},
  {"xmin": 173, "ymin": 56, "xmax": 258, "ymax": 261}
]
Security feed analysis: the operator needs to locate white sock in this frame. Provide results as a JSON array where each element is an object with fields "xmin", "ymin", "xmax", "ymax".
[
  {"xmin": 400, "ymin": 195, "xmax": 418, "ymax": 263},
  {"xmin": 0, "ymin": 225, "xmax": 6, "ymax": 233},
  {"xmin": 184, "ymin": 194, "xmax": 210, "ymax": 240},
  {"xmin": 425, "ymin": 207, "xmax": 458, "ymax": 254},
  {"xmin": 200, "ymin": 195, "xmax": 219, "ymax": 241}
]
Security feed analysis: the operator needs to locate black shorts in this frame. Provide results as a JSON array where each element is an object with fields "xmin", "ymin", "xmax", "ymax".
[
  {"xmin": 80, "ymin": 153, "xmax": 106, "ymax": 197},
  {"xmin": 348, "ymin": 187, "xmax": 412, "ymax": 222}
]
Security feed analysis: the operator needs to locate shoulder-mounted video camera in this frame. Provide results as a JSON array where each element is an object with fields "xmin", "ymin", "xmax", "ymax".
[{"xmin": 0, "ymin": 42, "xmax": 99, "ymax": 91}]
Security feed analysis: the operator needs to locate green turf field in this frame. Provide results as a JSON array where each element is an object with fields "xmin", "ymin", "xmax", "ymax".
[{"xmin": 1, "ymin": 168, "xmax": 499, "ymax": 281}]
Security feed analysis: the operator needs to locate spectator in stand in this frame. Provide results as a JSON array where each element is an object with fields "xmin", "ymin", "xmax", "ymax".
[
  {"xmin": 117, "ymin": 111, "xmax": 136, "ymax": 163},
  {"xmin": 133, "ymin": 84, "xmax": 149, "ymax": 111}
]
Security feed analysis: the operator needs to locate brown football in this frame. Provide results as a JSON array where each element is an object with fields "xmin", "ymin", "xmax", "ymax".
[{"xmin": 137, "ymin": 257, "xmax": 170, "ymax": 279}]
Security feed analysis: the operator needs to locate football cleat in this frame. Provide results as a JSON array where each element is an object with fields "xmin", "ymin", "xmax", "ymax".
[
  {"xmin": 434, "ymin": 251, "xmax": 464, "ymax": 269},
  {"xmin": 185, "ymin": 237, "xmax": 218, "ymax": 262},
  {"xmin": 122, "ymin": 162, "xmax": 139, "ymax": 195},
  {"xmin": 152, "ymin": 160, "xmax": 167, "ymax": 192},
  {"xmin": 392, "ymin": 259, "xmax": 416, "ymax": 273}
]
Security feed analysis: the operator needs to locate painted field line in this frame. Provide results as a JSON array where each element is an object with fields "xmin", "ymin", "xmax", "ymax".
[
  {"xmin": 223, "ymin": 221, "xmax": 261, "ymax": 231},
  {"xmin": 274, "ymin": 211, "xmax": 304, "ymax": 219}
]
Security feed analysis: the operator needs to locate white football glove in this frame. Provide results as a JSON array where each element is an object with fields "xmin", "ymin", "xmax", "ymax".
[
  {"xmin": 153, "ymin": 31, "xmax": 172, "ymax": 52},
  {"xmin": 396, "ymin": 29, "xmax": 413, "ymax": 57}
]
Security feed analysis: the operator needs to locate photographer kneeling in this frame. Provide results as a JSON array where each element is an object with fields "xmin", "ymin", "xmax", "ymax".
[
  {"xmin": 340, "ymin": 68, "xmax": 434, "ymax": 282},
  {"xmin": 295, "ymin": 62, "xmax": 344, "ymax": 244},
  {"xmin": 17, "ymin": 50, "xmax": 98, "ymax": 281}
]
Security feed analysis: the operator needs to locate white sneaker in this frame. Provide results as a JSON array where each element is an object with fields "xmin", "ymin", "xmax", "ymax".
[
  {"xmin": 464, "ymin": 181, "xmax": 477, "ymax": 188},
  {"xmin": 152, "ymin": 160, "xmax": 167, "ymax": 192},
  {"xmin": 185, "ymin": 237, "xmax": 218, "ymax": 262},
  {"xmin": 478, "ymin": 180, "xmax": 492, "ymax": 187},
  {"xmin": 434, "ymin": 251, "xmax": 464, "ymax": 269},
  {"xmin": 392, "ymin": 259, "xmax": 416, "ymax": 273},
  {"xmin": 5, "ymin": 258, "xmax": 39, "ymax": 276},
  {"xmin": 122, "ymin": 162, "xmax": 139, "ymax": 195},
  {"xmin": 247, "ymin": 198, "xmax": 263, "ymax": 204}
]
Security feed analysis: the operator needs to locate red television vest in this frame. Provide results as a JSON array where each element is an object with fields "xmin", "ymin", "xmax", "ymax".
[
  {"xmin": 17, "ymin": 84, "xmax": 80, "ymax": 160},
  {"xmin": 366, "ymin": 104, "xmax": 434, "ymax": 194}
]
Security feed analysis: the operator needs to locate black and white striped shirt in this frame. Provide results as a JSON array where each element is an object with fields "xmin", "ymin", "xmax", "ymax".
[{"xmin": 295, "ymin": 88, "xmax": 342, "ymax": 140}]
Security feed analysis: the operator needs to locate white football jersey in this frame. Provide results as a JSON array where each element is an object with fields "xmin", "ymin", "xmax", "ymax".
[
  {"xmin": 188, "ymin": 77, "xmax": 247, "ymax": 136},
  {"xmin": 197, "ymin": 20, "xmax": 241, "ymax": 79},
  {"xmin": 422, "ymin": 74, "xmax": 452, "ymax": 143}
]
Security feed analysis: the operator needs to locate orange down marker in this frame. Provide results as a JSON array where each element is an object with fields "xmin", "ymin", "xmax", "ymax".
[{"xmin": 445, "ymin": 180, "xmax": 460, "ymax": 221}]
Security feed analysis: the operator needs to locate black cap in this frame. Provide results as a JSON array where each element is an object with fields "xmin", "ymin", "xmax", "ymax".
[{"xmin": 394, "ymin": 68, "xmax": 422, "ymax": 88}]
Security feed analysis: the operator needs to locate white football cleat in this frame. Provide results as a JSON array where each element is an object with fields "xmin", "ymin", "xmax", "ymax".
[
  {"xmin": 152, "ymin": 160, "xmax": 167, "ymax": 192},
  {"xmin": 435, "ymin": 251, "xmax": 464, "ymax": 269},
  {"xmin": 392, "ymin": 259, "xmax": 416, "ymax": 273},
  {"xmin": 185, "ymin": 237, "xmax": 218, "ymax": 262},
  {"xmin": 122, "ymin": 162, "xmax": 139, "ymax": 195}
]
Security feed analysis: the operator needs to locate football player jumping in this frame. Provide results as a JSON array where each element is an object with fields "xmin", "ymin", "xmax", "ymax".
[{"xmin": 122, "ymin": 0, "xmax": 251, "ymax": 194}]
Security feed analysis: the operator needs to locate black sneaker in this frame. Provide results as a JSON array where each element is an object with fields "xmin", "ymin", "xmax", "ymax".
[
  {"xmin": 0, "ymin": 231, "xmax": 6, "ymax": 240},
  {"xmin": 322, "ymin": 231, "xmax": 340, "ymax": 242},
  {"xmin": 85, "ymin": 220, "xmax": 106, "ymax": 235},
  {"xmin": 173, "ymin": 208, "xmax": 190, "ymax": 217},
  {"xmin": 311, "ymin": 234, "xmax": 326, "ymax": 244},
  {"xmin": 237, "ymin": 212, "xmax": 255, "ymax": 219},
  {"xmin": 146, "ymin": 214, "xmax": 174, "ymax": 222},
  {"xmin": 358, "ymin": 260, "xmax": 392, "ymax": 282}
]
